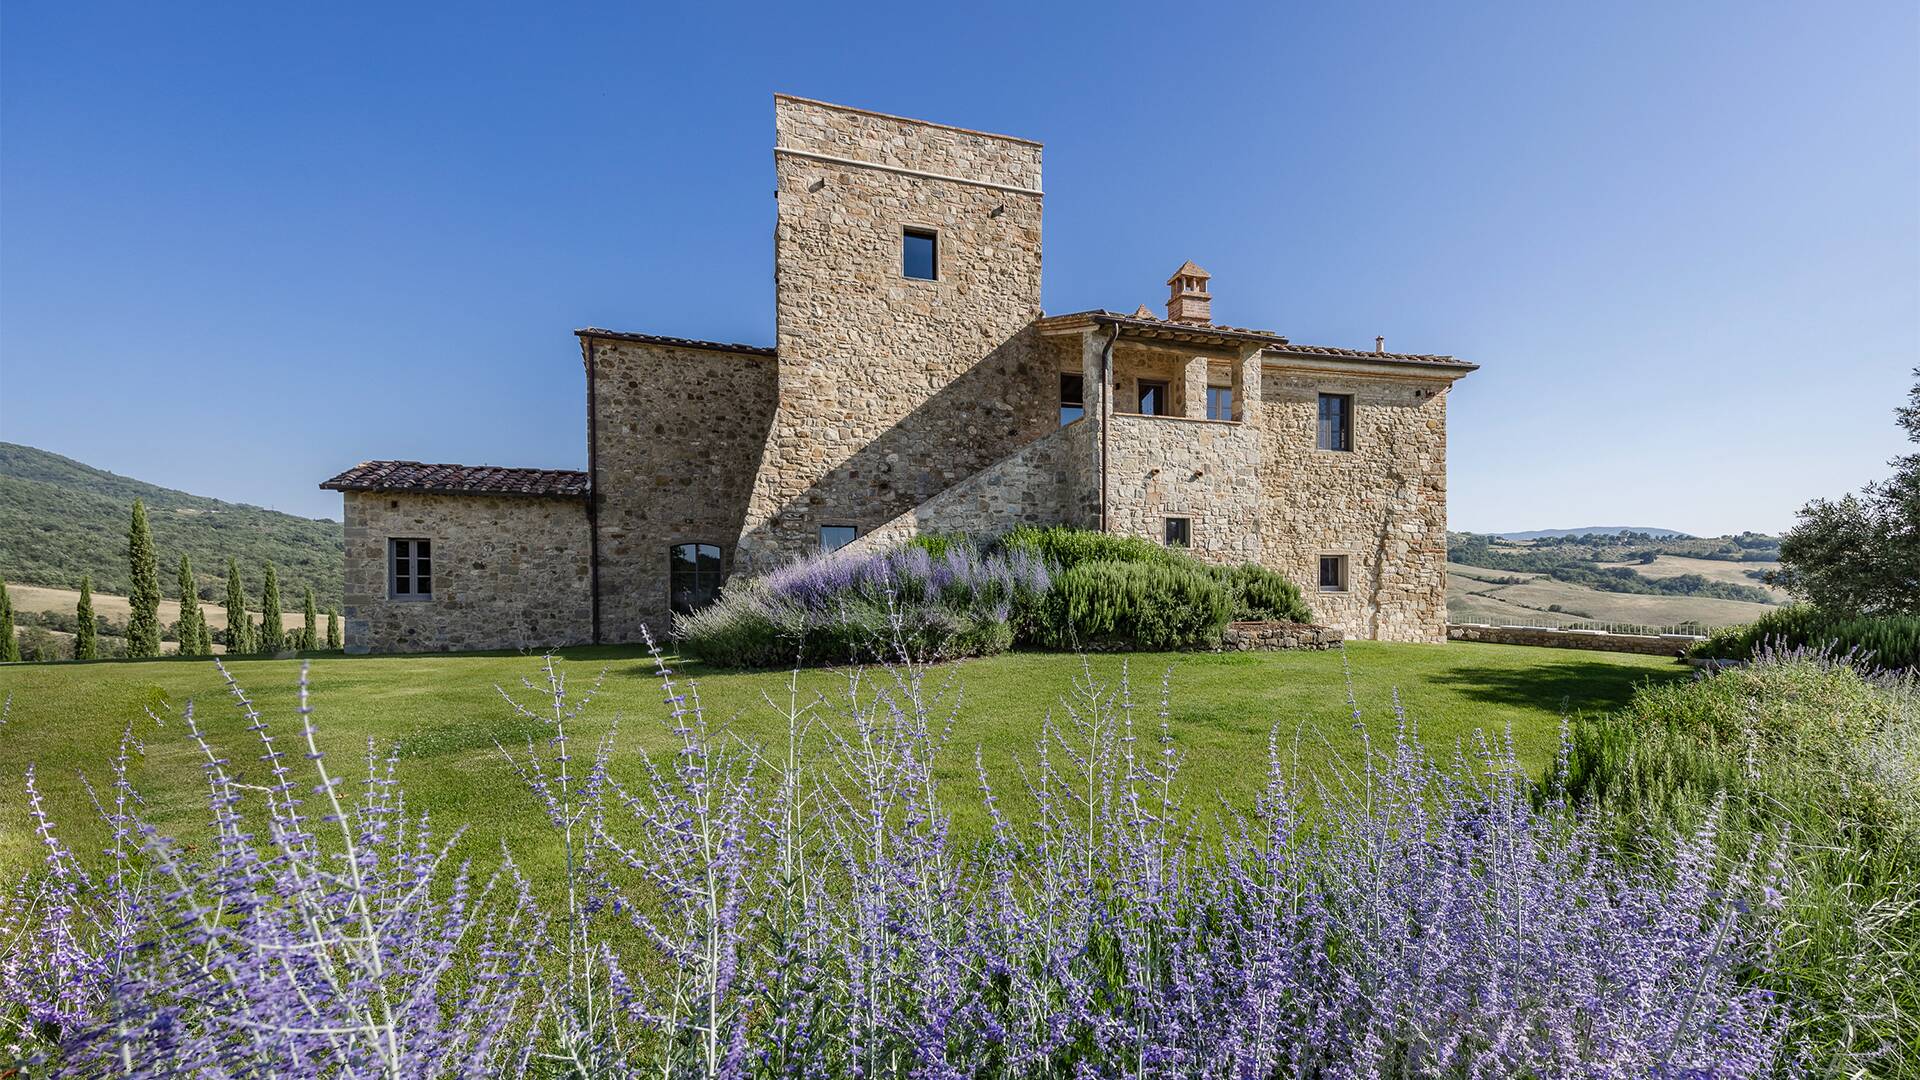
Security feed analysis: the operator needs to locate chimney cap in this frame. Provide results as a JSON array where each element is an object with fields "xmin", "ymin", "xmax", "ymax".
[
  {"xmin": 1166, "ymin": 260, "xmax": 1212, "ymax": 285},
  {"xmin": 1131, "ymin": 304, "xmax": 1156, "ymax": 319}
]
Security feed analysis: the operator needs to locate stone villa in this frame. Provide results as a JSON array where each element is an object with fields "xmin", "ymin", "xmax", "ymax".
[{"xmin": 322, "ymin": 95, "xmax": 1477, "ymax": 654}]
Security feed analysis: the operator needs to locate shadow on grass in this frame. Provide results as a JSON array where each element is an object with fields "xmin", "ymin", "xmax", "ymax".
[{"xmin": 1426, "ymin": 659, "xmax": 1690, "ymax": 716}]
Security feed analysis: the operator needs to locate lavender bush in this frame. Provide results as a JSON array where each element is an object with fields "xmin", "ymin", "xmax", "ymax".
[
  {"xmin": 3, "ymin": 650, "xmax": 1796, "ymax": 1076},
  {"xmin": 674, "ymin": 542, "xmax": 1050, "ymax": 667}
]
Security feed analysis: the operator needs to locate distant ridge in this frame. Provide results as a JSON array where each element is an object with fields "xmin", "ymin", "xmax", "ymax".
[
  {"xmin": 0, "ymin": 442, "xmax": 344, "ymax": 606},
  {"xmin": 1493, "ymin": 526, "xmax": 1693, "ymax": 541}
]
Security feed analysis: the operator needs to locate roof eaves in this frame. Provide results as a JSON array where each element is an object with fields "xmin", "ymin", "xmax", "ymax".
[
  {"xmin": 319, "ymin": 460, "xmax": 591, "ymax": 499},
  {"xmin": 574, "ymin": 328, "xmax": 776, "ymax": 357}
]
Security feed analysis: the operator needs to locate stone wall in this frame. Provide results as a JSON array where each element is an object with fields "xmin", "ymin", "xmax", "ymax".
[
  {"xmin": 738, "ymin": 96, "xmax": 1056, "ymax": 570},
  {"xmin": 1256, "ymin": 364, "xmax": 1453, "ymax": 643},
  {"xmin": 1447, "ymin": 623, "xmax": 1702, "ymax": 657},
  {"xmin": 1104, "ymin": 412, "xmax": 1262, "ymax": 564},
  {"xmin": 1220, "ymin": 621, "xmax": 1343, "ymax": 651},
  {"xmin": 847, "ymin": 417, "xmax": 1099, "ymax": 551},
  {"xmin": 340, "ymin": 491, "xmax": 590, "ymax": 654},
  {"xmin": 586, "ymin": 336, "xmax": 778, "ymax": 643}
]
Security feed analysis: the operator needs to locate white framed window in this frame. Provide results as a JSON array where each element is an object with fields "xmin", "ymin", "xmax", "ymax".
[
  {"xmin": 1318, "ymin": 554, "xmax": 1349, "ymax": 593},
  {"xmin": 389, "ymin": 538, "xmax": 432, "ymax": 600}
]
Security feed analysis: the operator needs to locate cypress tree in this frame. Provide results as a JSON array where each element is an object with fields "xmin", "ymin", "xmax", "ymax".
[
  {"xmin": 126, "ymin": 500, "xmax": 162, "ymax": 658},
  {"xmin": 326, "ymin": 608, "xmax": 342, "ymax": 650},
  {"xmin": 224, "ymin": 559, "xmax": 252, "ymax": 656},
  {"xmin": 176, "ymin": 555, "xmax": 205, "ymax": 657},
  {"xmin": 300, "ymin": 586, "xmax": 317, "ymax": 651},
  {"xmin": 74, "ymin": 575, "xmax": 98, "ymax": 660},
  {"xmin": 0, "ymin": 576, "xmax": 18, "ymax": 663},
  {"xmin": 257, "ymin": 563, "xmax": 282, "ymax": 654}
]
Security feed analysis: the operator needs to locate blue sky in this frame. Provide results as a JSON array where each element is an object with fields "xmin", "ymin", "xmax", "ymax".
[{"xmin": 2, "ymin": 1, "xmax": 1914, "ymax": 534}]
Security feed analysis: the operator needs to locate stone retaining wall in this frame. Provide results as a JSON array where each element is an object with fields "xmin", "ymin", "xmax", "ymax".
[
  {"xmin": 1446, "ymin": 623, "xmax": 1702, "ymax": 658},
  {"xmin": 1220, "ymin": 621, "xmax": 1344, "ymax": 652}
]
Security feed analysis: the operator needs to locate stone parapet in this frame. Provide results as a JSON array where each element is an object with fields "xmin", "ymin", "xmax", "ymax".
[
  {"xmin": 1446, "ymin": 623, "xmax": 1702, "ymax": 658},
  {"xmin": 1220, "ymin": 621, "xmax": 1344, "ymax": 651}
]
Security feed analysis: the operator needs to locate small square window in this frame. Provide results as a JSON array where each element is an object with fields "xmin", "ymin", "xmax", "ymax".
[
  {"xmin": 1318, "ymin": 555, "xmax": 1349, "ymax": 592},
  {"xmin": 1137, "ymin": 381, "xmax": 1169, "ymax": 416},
  {"xmin": 1206, "ymin": 386, "xmax": 1234, "ymax": 421},
  {"xmin": 903, "ymin": 228, "xmax": 938, "ymax": 280},
  {"xmin": 389, "ymin": 538, "xmax": 433, "ymax": 600},
  {"xmin": 820, "ymin": 525, "xmax": 857, "ymax": 552},
  {"xmin": 1318, "ymin": 393, "xmax": 1354, "ymax": 452},
  {"xmin": 1164, "ymin": 517, "xmax": 1191, "ymax": 548},
  {"xmin": 1060, "ymin": 373, "xmax": 1085, "ymax": 425}
]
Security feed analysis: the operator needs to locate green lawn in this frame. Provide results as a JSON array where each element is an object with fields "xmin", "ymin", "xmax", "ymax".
[{"xmin": 0, "ymin": 642, "xmax": 1685, "ymax": 889}]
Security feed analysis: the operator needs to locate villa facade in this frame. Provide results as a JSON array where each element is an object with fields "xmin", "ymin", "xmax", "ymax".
[{"xmin": 322, "ymin": 95, "xmax": 1476, "ymax": 654}]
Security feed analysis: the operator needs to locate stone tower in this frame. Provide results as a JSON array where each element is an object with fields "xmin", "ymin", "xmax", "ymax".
[{"xmin": 734, "ymin": 95, "xmax": 1054, "ymax": 569}]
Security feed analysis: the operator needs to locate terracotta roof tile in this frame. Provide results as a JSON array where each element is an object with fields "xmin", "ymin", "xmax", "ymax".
[
  {"xmin": 1268, "ymin": 342, "xmax": 1475, "ymax": 368},
  {"xmin": 1040, "ymin": 310, "xmax": 1477, "ymax": 370},
  {"xmin": 320, "ymin": 461, "xmax": 589, "ymax": 498},
  {"xmin": 575, "ymin": 328, "xmax": 775, "ymax": 357}
]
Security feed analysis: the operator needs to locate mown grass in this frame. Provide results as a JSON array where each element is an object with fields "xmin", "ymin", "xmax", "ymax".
[{"xmin": 0, "ymin": 641, "xmax": 1685, "ymax": 893}]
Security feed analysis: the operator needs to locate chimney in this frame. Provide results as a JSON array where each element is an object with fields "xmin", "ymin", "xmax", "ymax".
[
  {"xmin": 1375, "ymin": 336, "xmax": 1384, "ymax": 354},
  {"xmin": 1165, "ymin": 261, "xmax": 1212, "ymax": 325}
]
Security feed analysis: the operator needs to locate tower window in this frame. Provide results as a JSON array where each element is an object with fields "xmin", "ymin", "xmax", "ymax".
[
  {"xmin": 1317, "ymin": 393, "xmax": 1354, "ymax": 451},
  {"xmin": 903, "ymin": 228, "xmax": 938, "ymax": 280},
  {"xmin": 670, "ymin": 543, "xmax": 725, "ymax": 615}
]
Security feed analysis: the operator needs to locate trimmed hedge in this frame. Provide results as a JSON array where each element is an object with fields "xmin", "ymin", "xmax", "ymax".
[
  {"xmin": 1691, "ymin": 605, "xmax": 1920, "ymax": 671},
  {"xmin": 1032, "ymin": 560, "xmax": 1233, "ymax": 651}
]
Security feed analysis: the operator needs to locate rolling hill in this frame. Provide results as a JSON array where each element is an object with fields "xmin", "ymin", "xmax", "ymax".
[
  {"xmin": 0, "ymin": 443, "xmax": 343, "ymax": 607},
  {"xmin": 1447, "ymin": 530, "xmax": 1783, "ymax": 632},
  {"xmin": 1494, "ymin": 526, "xmax": 1690, "ymax": 540}
]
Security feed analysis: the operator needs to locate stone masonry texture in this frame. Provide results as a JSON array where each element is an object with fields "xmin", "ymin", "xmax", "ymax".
[
  {"xmin": 1259, "ymin": 365, "xmax": 1454, "ymax": 643},
  {"xmin": 326, "ymin": 95, "xmax": 1474, "ymax": 653},
  {"xmin": 586, "ymin": 336, "xmax": 778, "ymax": 643},
  {"xmin": 737, "ymin": 97, "xmax": 1055, "ymax": 571},
  {"xmin": 340, "ymin": 491, "xmax": 590, "ymax": 653}
]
